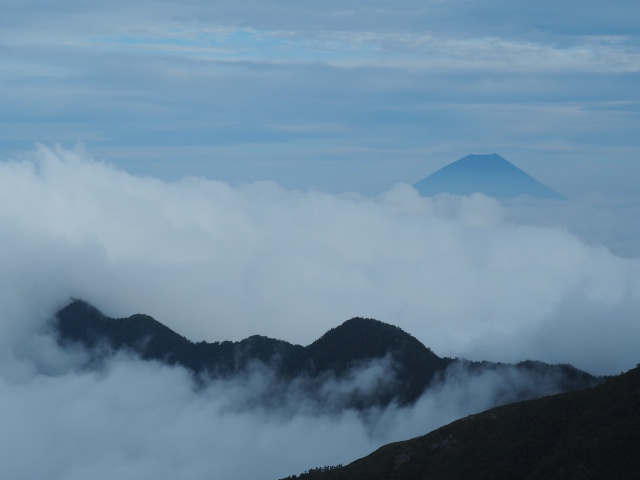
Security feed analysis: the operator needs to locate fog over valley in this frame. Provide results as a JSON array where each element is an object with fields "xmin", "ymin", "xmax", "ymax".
[{"xmin": 1, "ymin": 146, "xmax": 639, "ymax": 479}]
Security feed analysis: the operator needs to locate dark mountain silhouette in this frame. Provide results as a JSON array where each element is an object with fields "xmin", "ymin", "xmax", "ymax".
[
  {"xmin": 55, "ymin": 299, "xmax": 597, "ymax": 409},
  {"xmin": 55, "ymin": 299, "xmax": 305, "ymax": 378},
  {"xmin": 300, "ymin": 318, "xmax": 452, "ymax": 406},
  {"xmin": 280, "ymin": 364, "xmax": 640, "ymax": 480},
  {"xmin": 413, "ymin": 154, "xmax": 565, "ymax": 199}
]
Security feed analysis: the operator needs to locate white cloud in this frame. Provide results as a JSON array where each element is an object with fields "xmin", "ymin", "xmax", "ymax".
[
  {"xmin": 1, "ymin": 145, "xmax": 639, "ymax": 371},
  {"xmin": 1, "ymin": 145, "xmax": 639, "ymax": 478}
]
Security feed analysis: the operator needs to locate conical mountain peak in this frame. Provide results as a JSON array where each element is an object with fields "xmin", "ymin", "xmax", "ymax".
[{"xmin": 414, "ymin": 154, "xmax": 565, "ymax": 199}]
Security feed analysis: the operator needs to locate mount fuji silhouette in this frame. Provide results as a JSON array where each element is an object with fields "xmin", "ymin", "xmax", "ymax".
[{"xmin": 414, "ymin": 154, "xmax": 565, "ymax": 199}]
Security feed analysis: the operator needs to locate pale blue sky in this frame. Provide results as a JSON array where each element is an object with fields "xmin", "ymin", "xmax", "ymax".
[{"xmin": 1, "ymin": 0, "xmax": 639, "ymax": 196}]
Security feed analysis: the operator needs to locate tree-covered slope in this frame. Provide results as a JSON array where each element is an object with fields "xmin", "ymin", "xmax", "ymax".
[{"xmin": 281, "ymin": 364, "xmax": 640, "ymax": 480}]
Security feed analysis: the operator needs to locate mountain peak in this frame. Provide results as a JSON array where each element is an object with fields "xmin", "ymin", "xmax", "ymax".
[
  {"xmin": 458, "ymin": 153, "xmax": 507, "ymax": 163},
  {"xmin": 307, "ymin": 317, "xmax": 438, "ymax": 367},
  {"xmin": 414, "ymin": 154, "xmax": 565, "ymax": 199}
]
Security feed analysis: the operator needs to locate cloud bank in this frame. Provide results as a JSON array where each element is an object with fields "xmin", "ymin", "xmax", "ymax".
[
  {"xmin": 1, "ymin": 145, "xmax": 639, "ymax": 478},
  {"xmin": 2, "ymin": 145, "xmax": 639, "ymax": 373}
]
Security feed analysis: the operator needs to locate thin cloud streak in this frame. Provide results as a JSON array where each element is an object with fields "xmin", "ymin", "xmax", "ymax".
[{"xmin": 1, "ymin": 0, "xmax": 639, "ymax": 195}]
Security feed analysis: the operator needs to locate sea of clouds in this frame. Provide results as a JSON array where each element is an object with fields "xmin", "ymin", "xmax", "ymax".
[{"xmin": 1, "ymin": 145, "xmax": 639, "ymax": 479}]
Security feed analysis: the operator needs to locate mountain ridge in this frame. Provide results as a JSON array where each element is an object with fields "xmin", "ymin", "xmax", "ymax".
[{"xmin": 54, "ymin": 299, "xmax": 599, "ymax": 410}]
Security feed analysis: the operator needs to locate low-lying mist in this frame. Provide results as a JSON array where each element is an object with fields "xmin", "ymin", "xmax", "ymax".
[
  {"xmin": 1, "ymin": 145, "xmax": 639, "ymax": 478},
  {"xmin": 0, "ymin": 337, "xmax": 602, "ymax": 480}
]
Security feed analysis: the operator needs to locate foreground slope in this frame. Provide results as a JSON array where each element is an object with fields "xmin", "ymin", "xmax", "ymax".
[
  {"xmin": 414, "ymin": 154, "xmax": 565, "ymax": 199},
  {"xmin": 281, "ymin": 364, "xmax": 640, "ymax": 480}
]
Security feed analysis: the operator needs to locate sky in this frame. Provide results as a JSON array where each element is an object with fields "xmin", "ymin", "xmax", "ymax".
[
  {"xmin": 1, "ymin": 1, "xmax": 640, "ymax": 479},
  {"xmin": 1, "ymin": 0, "xmax": 640, "ymax": 196}
]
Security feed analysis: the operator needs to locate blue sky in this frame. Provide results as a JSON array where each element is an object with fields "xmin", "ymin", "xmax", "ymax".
[{"xmin": 1, "ymin": 0, "xmax": 639, "ymax": 196}]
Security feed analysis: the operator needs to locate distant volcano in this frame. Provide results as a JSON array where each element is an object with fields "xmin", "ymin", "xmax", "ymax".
[{"xmin": 413, "ymin": 154, "xmax": 565, "ymax": 199}]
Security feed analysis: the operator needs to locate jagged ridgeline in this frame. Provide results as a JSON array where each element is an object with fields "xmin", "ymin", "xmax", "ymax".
[{"xmin": 55, "ymin": 299, "xmax": 598, "ymax": 410}]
